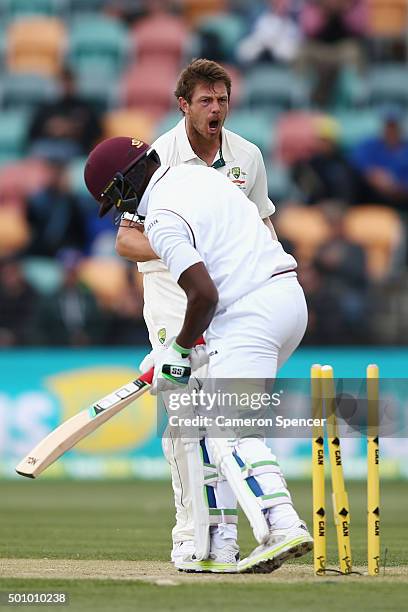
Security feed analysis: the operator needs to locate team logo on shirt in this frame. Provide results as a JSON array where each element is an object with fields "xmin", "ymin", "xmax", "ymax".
[
  {"xmin": 227, "ymin": 167, "xmax": 247, "ymax": 189},
  {"xmin": 158, "ymin": 328, "xmax": 166, "ymax": 344}
]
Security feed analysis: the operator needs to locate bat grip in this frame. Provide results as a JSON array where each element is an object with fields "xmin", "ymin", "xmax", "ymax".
[{"xmin": 138, "ymin": 336, "xmax": 205, "ymax": 385}]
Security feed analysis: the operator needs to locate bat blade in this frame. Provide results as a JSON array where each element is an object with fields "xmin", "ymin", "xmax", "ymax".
[{"xmin": 15, "ymin": 369, "xmax": 153, "ymax": 479}]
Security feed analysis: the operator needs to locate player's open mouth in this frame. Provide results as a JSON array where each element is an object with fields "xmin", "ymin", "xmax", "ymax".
[{"xmin": 209, "ymin": 120, "xmax": 220, "ymax": 133}]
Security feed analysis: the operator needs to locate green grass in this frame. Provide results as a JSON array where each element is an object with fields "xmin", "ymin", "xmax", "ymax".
[
  {"xmin": 0, "ymin": 480, "xmax": 407, "ymax": 611},
  {"xmin": 0, "ymin": 578, "xmax": 407, "ymax": 612}
]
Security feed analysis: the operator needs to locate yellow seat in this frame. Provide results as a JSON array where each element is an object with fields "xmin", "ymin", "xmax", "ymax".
[
  {"xmin": 368, "ymin": 0, "xmax": 408, "ymax": 37},
  {"xmin": 344, "ymin": 205, "xmax": 404, "ymax": 281},
  {"xmin": 78, "ymin": 257, "xmax": 129, "ymax": 308},
  {"xmin": 6, "ymin": 16, "xmax": 67, "ymax": 77},
  {"xmin": 103, "ymin": 109, "xmax": 155, "ymax": 142},
  {"xmin": 275, "ymin": 204, "xmax": 331, "ymax": 262},
  {"xmin": 180, "ymin": 0, "xmax": 227, "ymax": 26},
  {"xmin": 0, "ymin": 207, "xmax": 30, "ymax": 256}
]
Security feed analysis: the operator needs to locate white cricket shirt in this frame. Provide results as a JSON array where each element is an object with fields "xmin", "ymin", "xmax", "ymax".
[
  {"xmin": 140, "ymin": 165, "xmax": 296, "ymax": 312},
  {"xmin": 137, "ymin": 118, "xmax": 275, "ymax": 274}
]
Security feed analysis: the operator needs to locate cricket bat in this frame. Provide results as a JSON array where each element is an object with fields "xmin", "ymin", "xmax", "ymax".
[{"xmin": 15, "ymin": 367, "xmax": 154, "ymax": 479}]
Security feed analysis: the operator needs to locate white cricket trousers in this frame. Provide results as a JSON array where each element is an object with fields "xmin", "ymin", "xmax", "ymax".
[{"xmin": 143, "ymin": 271, "xmax": 307, "ymax": 545}]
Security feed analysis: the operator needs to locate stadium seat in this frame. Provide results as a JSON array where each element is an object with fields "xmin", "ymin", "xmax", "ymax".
[
  {"xmin": 103, "ymin": 109, "xmax": 155, "ymax": 142},
  {"xmin": 225, "ymin": 110, "xmax": 276, "ymax": 157},
  {"xmin": 68, "ymin": 15, "xmax": 128, "ymax": 79},
  {"xmin": 221, "ymin": 63, "xmax": 242, "ymax": 108},
  {"xmin": 334, "ymin": 110, "xmax": 381, "ymax": 150},
  {"xmin": 196, "ymin": 12, "xmax": 246, "ymax": 63},
  {"xmin": 0, "ymin": 207, "xmax": 30, "ymax": 256},
  {"xmin": 67, "ymin": 0, "xmax": 107, "ymax": 17},
  {"xmin": 367, "ymin": 64, "xmax": 408, "ymax": 107},
  {"xmin": 153, "ymin": 111, "xmax": 182, "ymax": 139},
  {"xmin": 76, "ymin": 71, "xmax": 119, "ymax": 113},
  {"xmin": 22, "ymin": 257, "xmax": 63, "ymax": 295},
  {"xmin": 241, "ymin": 65, "xmax": 310, "ymax": 112},
  {"xmin": 1, "ymin": 0, "xmax": 68, "ymax": 21},
  {"xmin": 368, "ymin": 0, "xmax": 408, "ymax": 38},
  {"xmin": 265, "ymin": 162, "xmax": 294, "ymax": 202},
  {"xmin": 67, "ymin": 157, "xmax": 90, "ymax": 200},
  {"xmin": 274, "ymin": 204, "xmax": 331, "ymax": 262},
  {"xmin": 344, "ymin": 205, "xmax": 404, "ymax": 281},
  {"xmin": 180, "ymin": 0, "xmax": 228, "ymax": 26},
  {"xmin": 78, "ymin": 256, "xmax": 129, "ymax": 308},
  {"xmin": 276, "ymin": 112, "xmax": 324, "ymax": 166},
  {"xmin": 129, "ymin": 13, "xmax": 190, "ymax": 67},
  {"xmin": 0, "ymin": 159, "xmax": 52, "ymax": 208},
  {"xmin": 0, "ymin": 110, "xmax": 31, "ymax": 165},
  {"xmin": 335, "ymin": 67, "xmax": 370, "ymax": 109},
  {"xmin": 120, "ymin": 60, "xmax": 177, "ymax": 118},
  {"xmin": 0, "ymin": 72, "xmax": 60, "ymax": 111},
  {"xmin": 6, "ymin": 17, "xmax": 67, "ymax": 77}
]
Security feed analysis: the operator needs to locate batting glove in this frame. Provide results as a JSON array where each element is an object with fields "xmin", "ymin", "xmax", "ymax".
[
  {"xmin": 148, "ymin": 340, "xmax": 192, "ymax": 395},
  {"xmin": 139, "ymin": 343, "xmax": 208, "ymax": 376}
]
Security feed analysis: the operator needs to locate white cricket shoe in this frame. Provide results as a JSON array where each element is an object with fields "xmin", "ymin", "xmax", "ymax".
[
  {"xmin": 238, "ymin": 521, "xmax": 313, "ymax": 574},
  {"xmin": 173, "ymin": 539, "xmax": 239, "ymax": 573}
]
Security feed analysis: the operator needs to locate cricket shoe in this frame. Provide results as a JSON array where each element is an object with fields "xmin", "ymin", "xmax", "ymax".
[
  {"xmin": 238, "ymin": 521, "xmax": 313, "ymax": 574},
  {"xmin": 174, "ymin": 539, "xmax": 239, "ymax": 573}
]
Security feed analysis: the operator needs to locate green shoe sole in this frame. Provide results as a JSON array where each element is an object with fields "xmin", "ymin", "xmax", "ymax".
[{"xmin": 239, "ymin": 537, "xmax": 313, "ymax": 574}]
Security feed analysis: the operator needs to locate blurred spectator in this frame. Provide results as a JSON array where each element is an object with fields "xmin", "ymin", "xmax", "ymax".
[
  {"xmin": 349, "ymin": 107, "xmax": 408, "ymax": 210},
  {"xmin": 298, "ymin": 0, "xmax": 368, "ymax": 107},
  {"xmin": 25, "ymin": 149, "xmax": 87, "ymax": 257},
  {"xmin": 237, "ymin": 0, "xmax": 302, "ymax": 66},
  {"xmin": 105, "ymin": 267, "xmax": 148, "ymax": 345},
  {"xmin": 26, "ymin": 66, "xmax": 102, "ymax": 158},
  {"xmin": 291, "ymin": 116, "xmax": 361, "ymax": 204},
  {"xmin": 301, "ymin": 200, "xmax": 370, "ymax": 343},
  {"xmin": 34, "ymin": 250, "xmax": 104, "ymax": 346},
  {"xmin": 0, "ymin": 257, "xmax": 38, "ymax": 347}
]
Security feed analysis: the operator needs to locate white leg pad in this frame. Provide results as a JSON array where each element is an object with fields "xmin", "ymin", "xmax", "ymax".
[
  {"xmin": 206, "ymin": 436, "xmax": 269, "ymax": 545},
  {"xmin": 183, "ymin": 438, "xmax": 210, "ymax": 561}
]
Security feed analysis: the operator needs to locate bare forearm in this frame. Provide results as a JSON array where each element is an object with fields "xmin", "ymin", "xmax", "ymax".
[
  {"xmin": 116, "ymin": 222, "xmax": 158, "ymax": 262},
  {"xmin": 176, "ymin": 292, "xmax": 217, "ymax": 348},
  {"xmin": 176, "ymin": 263, "xmax": 218, "ymax": 348}
]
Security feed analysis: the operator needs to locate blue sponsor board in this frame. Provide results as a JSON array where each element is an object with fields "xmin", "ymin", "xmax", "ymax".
[{"xmin": 1, "ymin": 348, "xmax": 407, "ymax": 479}]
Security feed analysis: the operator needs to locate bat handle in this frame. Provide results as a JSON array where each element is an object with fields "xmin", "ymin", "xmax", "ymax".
[{"xmin": 138, "ymin": 336, "xmax": 206, "ymax": 385}]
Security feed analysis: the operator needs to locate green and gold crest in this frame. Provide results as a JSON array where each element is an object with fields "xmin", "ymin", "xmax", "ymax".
[
  {"xmin": 231, "ymin": 167, "xmax": 241, "ymax": 179},
  {"xmin": 158, "ymin": 328, "xmax": 166, "ymax": 344}
]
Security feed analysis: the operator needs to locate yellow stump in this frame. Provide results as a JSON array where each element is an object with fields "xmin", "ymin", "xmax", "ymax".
[
  {"xmin": 321, "ymin": 365, "xmax": 352, "ymax": 574},
  {"xmin": 367, "ymin": 364, "xmax": 380, "ymax": 576},
  {"xmin": 311, "ymin": 364, "xmax": 326, "ymax": 575}
]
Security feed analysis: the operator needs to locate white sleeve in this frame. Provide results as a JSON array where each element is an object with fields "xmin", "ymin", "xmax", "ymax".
[
  {"xmin": 145, "ymin": 210, "xmax": 203, "ymax": 281},
  {"xmin": 247, "ymin": 146, "xmax": 275, "ymax": 218}
]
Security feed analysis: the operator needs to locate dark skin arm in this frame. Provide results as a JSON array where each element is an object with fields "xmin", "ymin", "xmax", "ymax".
[{"xmin": 176, "ymin": 262, "xmax": 219, "ymax": 349}]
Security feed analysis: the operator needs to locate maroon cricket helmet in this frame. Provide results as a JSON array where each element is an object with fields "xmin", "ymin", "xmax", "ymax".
[{"xmin": 84, "ymin": 136, "xmax": 152, "ymax": 217}]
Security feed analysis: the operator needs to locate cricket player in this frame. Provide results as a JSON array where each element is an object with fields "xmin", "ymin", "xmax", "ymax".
[
  {"xmin": 84, "ymin": 136, "xmax": 313, "ymax": 574},
  {"xmin": 115, "ymin": 59, "xmax": 278, "ymax": 570}
]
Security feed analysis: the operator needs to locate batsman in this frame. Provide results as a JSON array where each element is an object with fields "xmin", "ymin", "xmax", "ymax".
[{"xmin": 84, "ymin": 133, "xmax": 313, "ymax": 573}]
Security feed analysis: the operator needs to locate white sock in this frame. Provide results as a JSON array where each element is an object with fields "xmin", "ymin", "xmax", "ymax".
[
  {"xmin": 210, "ymin": 523, "xmax": 237, "ymax": 548},
  {"xmin": 268, "ymin": 503, "xmax": 300, "ymax": 529}
]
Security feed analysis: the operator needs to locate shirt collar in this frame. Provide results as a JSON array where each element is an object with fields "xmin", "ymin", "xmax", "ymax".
[
  {"xmin": 138, "ymin": 166, "xmax": 169, "ymax": 217},
  {"xmin": 176, "ymin": 117, "xmax": 234, "ymax": 164}
]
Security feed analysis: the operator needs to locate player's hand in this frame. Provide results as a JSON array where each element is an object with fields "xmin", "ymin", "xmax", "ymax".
[
  {"xmin": 189, "ymin": 344, "xmax": 209, "ymax": 371},
  {"xmin": 148, "ymin": 340, "xmax": 192, "ymax": 395},
  {"xmin": 139, "ymin": 343, "xmax": 208, "ymax": 376}
]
